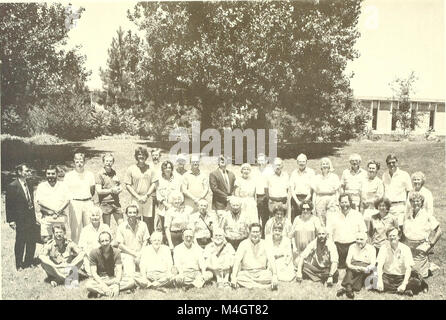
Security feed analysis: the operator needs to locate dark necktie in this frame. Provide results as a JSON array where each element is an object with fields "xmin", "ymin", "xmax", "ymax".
[
  {"xmin": 223, "ymin": 170, "xmax": 230, "ymax": 192},
  {"xmin": 23, "ymin": 181, "xmax": 33, "ymax": 208}
]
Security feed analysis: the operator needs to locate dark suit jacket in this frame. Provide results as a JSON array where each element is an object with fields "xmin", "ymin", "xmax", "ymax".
[
  {"xmin": 5, "ymin": 179, "xmax": 36, "ymax": 227},
  {"xmin": 209, "ymin": 168, "xmax": 236, "ymax": 210}
]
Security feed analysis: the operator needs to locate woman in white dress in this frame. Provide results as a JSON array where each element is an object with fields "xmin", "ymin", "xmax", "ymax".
[
  {"xmin": 234, "ymin": 163, "xmax": 258, "ymax": 223},
  {"xmin": 312, "ymin": 158, "xmax": 340, "ymax": 225},
  {"xmin": 155, "ymin": 161, "xmax": 183, "ymax": 232},
  {"xmin": 289, "ymin": 200, "xmax": 322, "ymax": 261}
]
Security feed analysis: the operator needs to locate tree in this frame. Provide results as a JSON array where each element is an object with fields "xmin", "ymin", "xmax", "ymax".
[
  {"xmin": 125, "ymin": 0, "xmax": 367, "ymax": 141},
  {"xmin": 100, "ymin": 27, "xmax": 143, "ymax": 110},
  {"xmin": 389, "ymin": 71, "xmax": 419, "ymax": 136},
  {"xmin": 0, "ymin": 3, "xmax": 91, "ymax": 136}
]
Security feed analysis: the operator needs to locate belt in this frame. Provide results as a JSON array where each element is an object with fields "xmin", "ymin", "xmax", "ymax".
[
  {"xmin": 293, "ymin": 194, "xmax": 308, "ymax": 197},
  {"xmin": 73, "ymin": 198, "xmax": 92, "ymax": 201},
  {"xmin": 316, "ymin": 192, "xmax": 335, "ymax": 196},
  {"xmin": 269, "ymin": 197, "xmax": 287, "ymax": 202},
  {"xmin": 391, "ymin": 201, "xmax": 405, "ymax": 204},
  {"xmin": 170, "ymin": 230, "xmax": 183, "ymax": 233}
]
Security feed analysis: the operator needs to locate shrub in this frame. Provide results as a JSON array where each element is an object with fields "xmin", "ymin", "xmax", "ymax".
[
  {"xmin": 27, "ymin": 94, "xmax": 100, "ymax": 140},
  {"xmin": 1, "ymin": 107, "xmax": 28, "ymax": 136}
]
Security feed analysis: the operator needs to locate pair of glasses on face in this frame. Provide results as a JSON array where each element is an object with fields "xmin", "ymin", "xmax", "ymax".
[{"xmin": 302, "ymin": 207, "xmax": 311, "ymax": 212}]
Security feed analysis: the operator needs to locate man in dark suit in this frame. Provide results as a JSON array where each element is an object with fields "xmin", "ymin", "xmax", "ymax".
[
  {"xmin": 5, "ymin": 163, "xmax": 37, "ymax": 270},
  {"xmin": 209, "ymin": 155, "xmax": 236, "ymax": 223}
]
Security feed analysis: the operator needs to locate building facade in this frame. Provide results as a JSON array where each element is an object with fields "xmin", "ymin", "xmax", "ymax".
[{"xmin": 357, "ymin": 97, "xmax": 446, "ymax": 135}]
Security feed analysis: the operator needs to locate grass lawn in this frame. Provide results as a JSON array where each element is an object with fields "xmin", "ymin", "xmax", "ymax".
[{"xmin": 1, "ymin": 138, "xmax": 445, "ymax": 300}]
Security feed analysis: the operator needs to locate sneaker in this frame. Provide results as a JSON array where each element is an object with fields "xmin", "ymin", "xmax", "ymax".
[
  {"xmin": 87, "ymin": 292, "xmax": 98, "ymax": 299},
  {"xmin": 336, "ymin": 288, "xmax": 346, "ymax": 297},
  {"xmin": 404, "ymin": 290, "xmax": 413, "ymax": 297},
  {"xmin": 223, "ymin": 282, "xmax": 232, "ymax": 290},
  {"xmin": 346, "ymin": 291, "xmax": 355, "ymax": 299}
]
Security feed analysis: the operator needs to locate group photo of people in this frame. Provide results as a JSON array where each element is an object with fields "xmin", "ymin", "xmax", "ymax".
[{"xmin": 4, "ymin": 147, "xmax": 442, "ymax": 299}]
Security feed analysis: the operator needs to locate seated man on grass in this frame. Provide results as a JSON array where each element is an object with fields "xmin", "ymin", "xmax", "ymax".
[
  {"xmin": 78, "ymin": 206, "xmax": 111, "ymax": 277},
  {"xmin": 203, "ymin": 227, "xmax": 235, "ymax": 288},
  {"xmin": 337, "ymin": 231, "xmax": 376, "ymax": 299},
  {"xmin": 296, "ymin": 227, "xmax": 339, "ymax": 287},
  {"xmin": 173, "ymin": 228, "xmax": 213, "ymax": 289},
  {"xmin": 376, "ymin": 227, "xmax": 428, "ymax": 297},
  {"xmin": 86, "ymin": 231, "xmax": 136, "ymax": 298},
  {"xmin": 39, "ymin": 224, "xmax": 85, "ymax": 287},
  {"xmin": 135, "ymin": 231, "xmax": 174, "ymax": 292},
  {"xmin": 231, "ymin": 223, "xmax": 278, "ymax": 290}
]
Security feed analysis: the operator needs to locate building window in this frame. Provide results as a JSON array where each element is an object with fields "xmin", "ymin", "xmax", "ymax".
[
  {"xmin": 410, "ymin": 102, "xmax": 417, "ymax": 130},
  {"xmin": 429, "ymin": 108, "xmax": 435, "ymax": 129},
  {"xmin": 391, "ymin": 102, "xmax": 397, "ymax": 131},
  {"xmin": 372, "ymin": 107, "xmax": 378, "ymax": 130}
]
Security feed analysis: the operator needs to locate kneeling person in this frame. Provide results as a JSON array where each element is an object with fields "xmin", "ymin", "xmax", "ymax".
[
  {"xmin": 231, "ymin": 223, "xmax": 278, "ymax": 290},
  {"xmin": 376, "ymin": 227, "xmax": 427, "ymax": 296},
  {"xmin": 39, "ymin": 224, "xmax": 85, "ymax": 287},
  {"xmin": 296, "ymin": 227, "xmax": 339, "ymax": 286},
  {"xmin": 135, "ymin": 232, "xmax": 174, "ymax": 290},
  {"xmin": 203, "ymin": 227, "xmax": 235, "ymax": 288},
  {"xmin": 86, "ymin": 231, "xmax": 136, "ymax": 298},
  {"xmin": 115, "ymin": 205, "xmax": 150, "ymax": 277},
  {"xmin": 173, "ymin": 229, "xmax": 213, "ymax": 289}
]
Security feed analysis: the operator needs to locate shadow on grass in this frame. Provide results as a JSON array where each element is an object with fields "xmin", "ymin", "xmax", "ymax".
[
  {"xmin": 1, "ymin": 140, "xmax": 110, "ymax": 188},
  {"xmin": 136, "ymin": 139, "xmax": 347, "ymax": 162}
]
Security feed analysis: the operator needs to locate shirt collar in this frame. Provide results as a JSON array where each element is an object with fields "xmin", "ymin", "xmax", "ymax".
[
  {"xmin": 124, "ymin": 220, "xmax": 140, "ymax": 231},
  {"xmin": 101, "ymin": 167, "xmax": 115, "ymax": 176},
  {"xmin": 350, "ymin": 168, "xmax": 365, "ymax": 175}
]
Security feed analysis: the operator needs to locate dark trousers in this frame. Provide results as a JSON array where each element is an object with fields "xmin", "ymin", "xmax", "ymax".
[
  {"xmin": 142, "ymin": 216, "xmax": 154, "ymax": 235},
  {"xmin": 341, "ymin": 261, "xmax": 371, "ymax": 292},
  {"xmin": 290, "ymin": 194, "xmax": 308, "ymax": 222},
  {"xmin": 382, "ymin": 272, "xmax": 427, "ymax": 294},
  {"xmin": 15, "ymin": 224, "xmax": 37, "ymax": 269},
  {"xmin": 302, "ymin": 262, "xmax": 339, "ymax": 283},
  {"xmin": 335, "ymin": 242, "xmax": 354, "ymax": 269},
  {"xmin": 256, "ymin": 194, "xmax": 269, "ymax": 238}
]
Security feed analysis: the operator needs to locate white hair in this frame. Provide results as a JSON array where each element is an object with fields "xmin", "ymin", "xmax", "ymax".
[
  {"xmin": 296, "ymin": 153, "xmax": 307, "ymax": 161},
  {"xmin": 349, "ymin": 153, "xmax": 362, "ymax": 162}
]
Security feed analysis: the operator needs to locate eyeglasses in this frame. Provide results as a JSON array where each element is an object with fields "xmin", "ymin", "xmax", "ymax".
[{"xmin": 302, "ymin": 208, "xmax": 311, "ymax": 211}]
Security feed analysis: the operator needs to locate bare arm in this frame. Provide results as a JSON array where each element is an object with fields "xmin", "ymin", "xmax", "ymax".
[
  {"xmin": 428, "ymin": 226, "xmax": 442, "ymax": 252},
  {"xmin": 118, "ymin": 243, "xmax": 139, "ymax": 258},
  {"xmin": 126, "ymin": 183, "xmax": 141, "ymax": 200}
]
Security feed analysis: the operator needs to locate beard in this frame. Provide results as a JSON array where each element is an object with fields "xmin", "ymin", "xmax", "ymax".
[{"xmin": 48, "ymin": 178, "xmax": 57, "ymax": 184}]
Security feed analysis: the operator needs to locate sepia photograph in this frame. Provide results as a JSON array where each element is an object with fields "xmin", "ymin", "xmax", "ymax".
[{"xmin": 0, "ymin": 0, "xmax": 445, "ymax": 302}]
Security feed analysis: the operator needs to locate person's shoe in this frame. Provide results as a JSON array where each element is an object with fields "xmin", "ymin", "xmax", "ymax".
[
  {"xmin": 404, "ymin": 290, "xmax": 414, "ymax": 297},
  {"xmin": 50, "ymin": 280, "xmax": 58, "ymax": 287},
  {"xmin": 336, "ymin": 288, "xmax": 346, "ymax": 297},
  {"xmin": 346, "ymin": 290, "xmax": 355, "ymax": 299},
  {"xmin": 16, "ymin": 267, "xmax": 24, "ymax": 272},
  {"xmin": 87, "ymin": 292, "xmax": 98, "ymax": 299},
  {"xmin": 125, "ymin": 288, "xmax": 136, "ymax": 294},
  {"xmin": 271, "ymin": 283, "xmax": 278, "ymax": 291}
]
